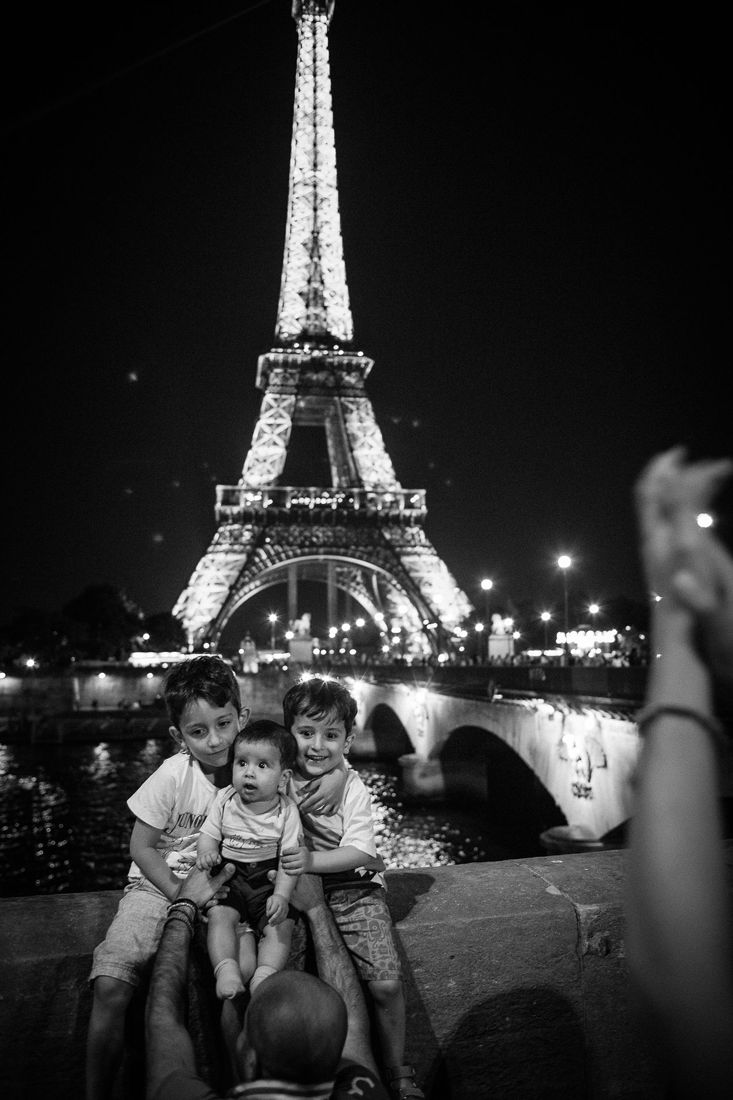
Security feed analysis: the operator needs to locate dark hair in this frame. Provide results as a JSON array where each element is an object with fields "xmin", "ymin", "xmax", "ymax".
[
  {"xmin": 235, "ymin": 718, "xmax": 297, "ymax": 771},
  {"xmin": 282, "ymin": 676, "xmax": 357, "ymax": 735},
  {"xmin": 246, "ymin": 970, "xmax": 346, "ymax": 1083},
  {"xmin": 163, "ymin": 655, "xmax": 242, "ymax": 729}
]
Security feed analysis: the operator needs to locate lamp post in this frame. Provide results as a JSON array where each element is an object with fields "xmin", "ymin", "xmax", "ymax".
[
  {"xmin": 268, "ymin": 612, "xmax": 278, "ymax": 652},
  {"xmin": 540, "ymin": 611, "xmax": 551, "ymax": 652},
  {"xmin": 480, "ymin": 579, "xmax": 493, "ymax": 661},
  {"xmin": 557, "ymin": 556, "xmax": 571, "ymax": 660},
  {"xmin": 474, "ymin": 621, "xmax": 485, "ymax": 664}
]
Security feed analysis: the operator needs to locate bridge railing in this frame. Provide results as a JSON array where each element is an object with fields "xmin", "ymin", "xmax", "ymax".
[{"xmin": 362, "ymin": 662, "xmax": 649, "ymax": 706}]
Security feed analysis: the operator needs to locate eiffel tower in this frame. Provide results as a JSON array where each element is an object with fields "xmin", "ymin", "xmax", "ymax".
[{"xmin": 173, "ymin": 0, "xmax": 472, "ymax": 659}]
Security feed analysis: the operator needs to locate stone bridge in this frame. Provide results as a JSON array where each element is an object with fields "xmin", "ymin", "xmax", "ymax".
[{"xmin": 347, "ymin": 665, "xmax": 646, "ymax": 844}]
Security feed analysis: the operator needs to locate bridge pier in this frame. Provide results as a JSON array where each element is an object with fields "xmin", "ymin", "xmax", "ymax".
[{"xmin": 398, "ymin": 752, "xmax": 446, "ymax": 799}]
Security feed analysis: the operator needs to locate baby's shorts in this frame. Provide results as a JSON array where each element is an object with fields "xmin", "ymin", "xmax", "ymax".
[
  {"xmin": 326, "ymin": 885, "xmax": 402, "ymax": 982},
  {"xmin": 88, "ymin": 878, "xmax": 169, "ymax": 988},
  {"xmin": 223, "ymin": 857, "xmax": 299, "ymax": 933}
]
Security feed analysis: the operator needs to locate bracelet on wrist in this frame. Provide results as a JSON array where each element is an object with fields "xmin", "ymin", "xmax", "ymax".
[
  {"xmin": 167, "ymin": 897, "xmax": 199, "ymax": 917},
  {"xmin": 164, "ymin": 909, "xmax": 195, "ymax": 936},
  {"xmin": 636, "ymin": 704, "xmax": 725, "ymax": 747}
]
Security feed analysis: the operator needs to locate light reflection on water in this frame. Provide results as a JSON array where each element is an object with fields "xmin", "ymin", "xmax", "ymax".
[{"xmin": 0, "ymin": 739, "xmax": 534, "ymax": 898}]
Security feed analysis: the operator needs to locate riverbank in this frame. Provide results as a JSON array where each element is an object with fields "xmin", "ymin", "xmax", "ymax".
[{"xmin": 0, "ymin": 848, "xmax": 680, "ymax": 1100}]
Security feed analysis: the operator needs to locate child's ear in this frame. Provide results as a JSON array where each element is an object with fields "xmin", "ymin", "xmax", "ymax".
[
  {"xmin": 169, "ymin": 725, "xmax": 186, "ymax": 751},
  {"xmin": 344, "ymin": 732, "xmax": 355, "ymax": 755},
  {"xmin": 278, "ymin": 768, "xmax": 292, "ymax": 793},
  {"xmin": 239, "ymin": 707, "xmax": 251, "ymax": 728}
]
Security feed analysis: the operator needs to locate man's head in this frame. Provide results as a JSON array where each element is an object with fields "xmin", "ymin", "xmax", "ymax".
[{"xmin": 238, "ymin": 970, "xmax": 347, "ymax": 1083}]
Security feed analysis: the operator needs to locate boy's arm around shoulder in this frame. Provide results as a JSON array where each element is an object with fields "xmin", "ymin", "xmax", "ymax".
[{"xmin": 296, "ymin": 757, "xmax": 350, "ymax": 814}]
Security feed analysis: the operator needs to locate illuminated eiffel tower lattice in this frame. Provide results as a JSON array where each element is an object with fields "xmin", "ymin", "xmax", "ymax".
[{"xmin": 173, "ymin": 0, "xmax": 472, "ymax": 658}]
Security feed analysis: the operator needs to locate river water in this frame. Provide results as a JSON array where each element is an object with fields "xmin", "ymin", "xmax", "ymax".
[{"xmin": 0, "ymin": 736, "xmax": 546, "ymax": 898}]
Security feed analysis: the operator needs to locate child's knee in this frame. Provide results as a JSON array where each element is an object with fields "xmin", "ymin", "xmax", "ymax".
[
  {"xmin": 92, "ymin": 975, "xmax": 134, "ymax": 1014},
  {"xmin": 368, "ymin": 978, "xmax": 403, "ymax": 1006}
]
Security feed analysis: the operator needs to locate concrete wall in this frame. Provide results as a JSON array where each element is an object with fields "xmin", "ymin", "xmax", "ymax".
[{"xmin": 0, "ymin": 850, "xmax": 669, "ymax": 1100}]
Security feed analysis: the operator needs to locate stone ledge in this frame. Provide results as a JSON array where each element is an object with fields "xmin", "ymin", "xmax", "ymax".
[{"xmin": 0, "ymin": 851, "xmax": 668, "ymax": 1099}]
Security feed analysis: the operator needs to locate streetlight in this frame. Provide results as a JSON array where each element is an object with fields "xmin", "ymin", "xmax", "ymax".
[
  {"xmin": 474, "ymin": 620, "xmax": 485, "ymax": 663},
  {"xmin": 540, "ymin": 611, "xmax": 551, "ymax": 652},
  {"xmin": 557, "ymin": 555, "xmax": 572, "ymax": 640},
  {"xmin": 267, "ymin": 612, "xmax": 278, "ymax": 651},
  {"xmin": 480, "ymin": 578, "xmax": 493, "ymax": 625}
]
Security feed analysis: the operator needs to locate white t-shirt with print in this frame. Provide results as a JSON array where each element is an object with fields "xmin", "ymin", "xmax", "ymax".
[
  {"xmin": 126, "ymin": 751, "xmax": 222, "ymax": 881},
  {"xmin": 200, "ymin": 787, "xmax": 302, "ymax": 864}
]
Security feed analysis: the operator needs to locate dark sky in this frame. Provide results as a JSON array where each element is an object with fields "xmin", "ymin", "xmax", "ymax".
[{"xmin": 3, "ymin": 2, "xmax": 729, "ymax": 637}]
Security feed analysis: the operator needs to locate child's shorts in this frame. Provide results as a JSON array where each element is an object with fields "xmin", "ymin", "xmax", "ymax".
[
  {"xmin": 222, "ymin": 857, "xmax": 299, "ymax": 933},
  {"xmin": 326, "ymin": 885, "xmax": 402, "ymax": 983},
  {"xmin": 88, "ymin": 878, "xmax": 169, "ymax": 988}
]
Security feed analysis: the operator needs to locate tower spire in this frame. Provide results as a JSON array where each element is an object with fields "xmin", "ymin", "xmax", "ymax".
[{"xmin": 277, "ymin": 0, "xmax": 352, "ymax": 346}]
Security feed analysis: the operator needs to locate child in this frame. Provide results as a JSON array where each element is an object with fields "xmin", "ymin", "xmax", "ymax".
[
  {"xmin": 85, "ymin": 654, "xmax": 249, "ymax": 1100},
  {"xmin": 196, "ymin": 719, "xmax": 302, "ymax": 1000},
  {"xmin": 280, "ymin": 675, "xmax": 425, "ymax": 1100}
]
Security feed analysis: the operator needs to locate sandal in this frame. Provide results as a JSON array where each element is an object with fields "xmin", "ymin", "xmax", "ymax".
[{"xmin": 386, "ymin": 1064, "xmax": 425, "ymax": 1100}]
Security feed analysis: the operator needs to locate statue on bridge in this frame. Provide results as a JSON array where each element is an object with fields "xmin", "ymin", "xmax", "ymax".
[{"xmin": 290, "ymin": 612, "xmax": 312, "ymax": 638}]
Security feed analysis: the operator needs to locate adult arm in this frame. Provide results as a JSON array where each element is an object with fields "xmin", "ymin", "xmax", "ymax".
[
  {"xmin": 625, "ymin": 448, "xmax": 733, "ymax": 1095},
  {"xmin": 145, "ymin": 863, "xmax": 235, "ymax": 1100},
  {"xmin": 291, "ymin": 872, "xmax": 380, "ymax": 1076}
]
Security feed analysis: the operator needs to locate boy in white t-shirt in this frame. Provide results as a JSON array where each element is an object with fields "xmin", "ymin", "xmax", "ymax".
[
  {"xmin": 85, "ymin": 654, "xmax": 250, "ymax": 1100},
  {"xmin": 281, "ymin": 675, "xmax": 424, "ymax": 1100}
]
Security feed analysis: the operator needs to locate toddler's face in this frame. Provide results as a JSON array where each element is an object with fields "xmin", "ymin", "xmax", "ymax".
[
  {"xmin": 232, "ymin": 739, "xmax": 288, "ymax": 804},
  {"xmin": 171, "ymin": 698, "xmax": 241, "ymax": 773},
  {"xmin": 290, "ymin": 706, "xmax": 353, "ymax": 779}
]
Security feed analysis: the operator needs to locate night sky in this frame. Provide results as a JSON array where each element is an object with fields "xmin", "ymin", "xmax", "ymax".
[{"xmin": 3, "ymin": 2, "xmax": 729, "ymax": 642}]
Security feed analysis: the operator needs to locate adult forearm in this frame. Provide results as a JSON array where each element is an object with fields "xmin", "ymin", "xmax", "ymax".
[
  {"xmin": 306, "ymin": 901, "xmax": 378, "ymax": 1073},
  {"xmin": 146, "ymin": 913, "xmax": 197, "ymax": 1095},
  {"xmin": 627, "ymin": 614, "xmax": 733, "ymax": 1087}
]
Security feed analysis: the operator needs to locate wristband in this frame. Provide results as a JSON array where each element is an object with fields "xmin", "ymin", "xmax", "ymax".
[
  {"xmin": 636, "ymin": 704, "xmax": 725, "ymax": 747},
  {"xmin": 167, "ymin": 897, "xmax": 198, "ymax": 918},
  {"xmin": 165, "ymin": 909, "xmax": 195, "ymax": 936}
]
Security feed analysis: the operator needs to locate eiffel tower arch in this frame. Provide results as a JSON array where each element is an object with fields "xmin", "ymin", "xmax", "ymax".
[{"xmin": 173, "ymin": 0, "xmax": 473, "ymax": 658}]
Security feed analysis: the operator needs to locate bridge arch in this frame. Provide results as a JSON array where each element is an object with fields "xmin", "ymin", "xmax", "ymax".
[{"xmin": 438, "ymin": 724, "xmax": 566, "ymax": 837}]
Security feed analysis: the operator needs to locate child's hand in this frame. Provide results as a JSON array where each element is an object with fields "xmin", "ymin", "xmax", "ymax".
[
  {"xmin": 298, "ymin": 767, "xmax": 347, "ymax": 814},
  {"xmin": 266, "ymin": 892, "xmax": 289, "ymax": 926},
  {"xmin": 196, "ymin": 850, "xmax": 220, "ymax": 872},
  {"xmin": 281, "ymin": 845, "xmax": 313, "ymax": 875}
]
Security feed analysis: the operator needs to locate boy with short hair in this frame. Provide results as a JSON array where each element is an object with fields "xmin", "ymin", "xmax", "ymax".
[
  {"xmin": 197, "ymin": 718, "xmax": 302, "ymax": 1000},
  {"xmin": 86, "ymin": 654, "xmax": 249, "ymax": 1100},
  {"xmin": 281, "ymin": 675, "xmax": 424, "ymax": 1100}
]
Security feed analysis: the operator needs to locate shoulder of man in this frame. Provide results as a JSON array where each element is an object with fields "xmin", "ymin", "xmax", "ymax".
[{"xmin": 333, "ymin": 1062, "xmax": 390, "ymax": 1099}]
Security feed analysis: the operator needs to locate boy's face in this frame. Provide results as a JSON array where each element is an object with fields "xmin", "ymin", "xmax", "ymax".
[
  {"xmin": 290, "ymin": 706, "xmax": 353, "ymax": 778},
  {"xmin": 232, "ymin": 738, "xmax": 290, "ymax": 804},
  {"xmin": 170, "ymin": 698, "xmax": 248, "ymax": 774}
]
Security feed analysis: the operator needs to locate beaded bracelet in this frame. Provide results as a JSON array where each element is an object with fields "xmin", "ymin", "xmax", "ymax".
[
  {"xmin": 636, "ymin": 704, "xmax": 725, "ymax": 747},
  {"xmin": 165, "ymin": 909, "xmax": 195, "ymax": 936},
  {"xmin": 165, "ymin": 898, "xmax": 199, "ymax": 935},
  {"xmin": 167, "ymin": 898, "xmax": 198, "ymax": 920}
]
